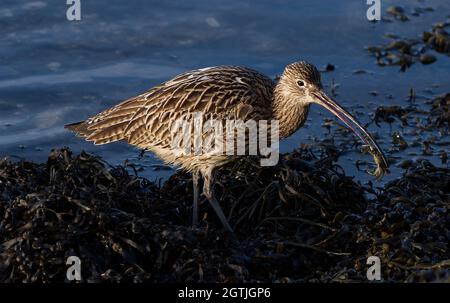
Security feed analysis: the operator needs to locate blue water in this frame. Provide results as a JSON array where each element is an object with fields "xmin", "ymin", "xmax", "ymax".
[{"xmin": 0, "ymin": 0, "xmax": 449, "ymax": 183}]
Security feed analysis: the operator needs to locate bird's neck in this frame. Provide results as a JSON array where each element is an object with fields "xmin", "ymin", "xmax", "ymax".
[{"xmin": 273, "ymin": 84, "xmax": 310, "ymax": 139}]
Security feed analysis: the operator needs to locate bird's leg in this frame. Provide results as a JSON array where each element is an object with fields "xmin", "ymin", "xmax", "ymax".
[
  {"xmin": 202, "ymin": 168, "xmax": 233, "ymax": 232},
  {"xmin": 192, "ymin": 169, "xmax": 201, "ymax": 227}
]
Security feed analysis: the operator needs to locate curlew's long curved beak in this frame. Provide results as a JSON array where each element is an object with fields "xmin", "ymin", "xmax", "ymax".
[{"xmin": 312, "ymin": 90, "xmax": 389, "ymax": 173}]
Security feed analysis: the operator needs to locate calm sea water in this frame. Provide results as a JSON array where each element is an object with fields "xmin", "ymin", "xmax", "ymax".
[{"xmin": 0, "ymin": 0, "xmax": 449, "ymax": 183}]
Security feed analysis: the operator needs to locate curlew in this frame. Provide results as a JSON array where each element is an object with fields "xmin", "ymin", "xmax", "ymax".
[{"xmin": 66, "ymin": 61, "xmax": 388, "ymax": 232}]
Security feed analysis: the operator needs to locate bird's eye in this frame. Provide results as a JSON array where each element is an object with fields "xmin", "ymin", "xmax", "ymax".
[{"xmin": 297, "ymin": 80, "xmax": 305, "ymax": 87}]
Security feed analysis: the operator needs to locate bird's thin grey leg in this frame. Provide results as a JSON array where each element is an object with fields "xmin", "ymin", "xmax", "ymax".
[
  {"xmin": 202, "ymin": 167, "xmax": 233, "ymax": 232},
  {"xmin": 192, "ymin": 169, "xmax": 201, "ymax": 227}
]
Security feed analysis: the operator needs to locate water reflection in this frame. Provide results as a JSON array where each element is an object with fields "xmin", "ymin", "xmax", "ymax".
[{"xmin": 0, "ymin": 0, "xmax": 449, "ymax": 182}]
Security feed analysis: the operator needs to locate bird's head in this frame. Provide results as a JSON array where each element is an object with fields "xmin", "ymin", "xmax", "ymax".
[
  {"xmin": 277, "ymin": 61, "xmax": 389, "ymax": 176},
  {"xmin": 277, "ymin": 61, "xmax": 323, "ymax": 103}
]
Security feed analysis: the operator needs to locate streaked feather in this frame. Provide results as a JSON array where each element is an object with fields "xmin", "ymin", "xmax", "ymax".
[{"xmin": 68, "ymin": 66, "xmax": 275, "ymax": 153}]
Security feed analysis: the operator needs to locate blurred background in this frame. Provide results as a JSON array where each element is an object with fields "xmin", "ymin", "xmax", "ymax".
[{"xmin": 0, "ymin": 0, "xmax": 449, "ymax": 182}]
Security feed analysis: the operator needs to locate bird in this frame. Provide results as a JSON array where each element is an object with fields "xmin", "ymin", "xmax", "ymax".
[{"xmin": 65, "ymin": 61, "xmax": 388, "ymax": 232}]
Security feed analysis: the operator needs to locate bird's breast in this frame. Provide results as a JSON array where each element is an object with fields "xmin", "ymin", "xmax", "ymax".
[{"xmin": 277, "ymin": 104, "xmax": 310, "ymax": 139}]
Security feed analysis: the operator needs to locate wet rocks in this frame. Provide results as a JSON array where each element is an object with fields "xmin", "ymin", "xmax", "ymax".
[
  {"xmin": 386, "ymin": 6, "xmax": 409, "ymax": 22},
  {"xmin": 367, "ymin": 19, "xmax": 450, "ymax": 71},
  {"xmin": 422, "ymin": 22, "xmax": 450, "ymax": 55},
  {"xmin": 385, "ymin": 5, "xmax": 434, "ymax": 22},
  {"xmin": 419, "ymin": 53, "xmax": 437, "ymax": 64}
]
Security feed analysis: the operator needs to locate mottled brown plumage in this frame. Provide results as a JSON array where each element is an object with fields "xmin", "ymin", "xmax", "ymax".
[
  {"xmin": 68, "ymin": 66, "xmax": 276, "ymax": 172},
  {"xmin": 66, "ymin": 61, "xmax": 388, "ymax": 232}
]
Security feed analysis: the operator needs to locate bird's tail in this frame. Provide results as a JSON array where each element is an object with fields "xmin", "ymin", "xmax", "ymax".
[
  {"xmin": 64, "ymin": 121, "xmax": 92, "ymax": 138},
  {"xmin": 65, "ymin": 96, "xmax": 142, "ymax": 145},
  {"xmin": 65, "ymin": 118, "xmax": 129, "ymax": 145}
]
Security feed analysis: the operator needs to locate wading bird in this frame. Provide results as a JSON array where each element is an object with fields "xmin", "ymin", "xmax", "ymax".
[{"xmin": 66, "ymin": 61, "xmax": 388, "ymax": 232}]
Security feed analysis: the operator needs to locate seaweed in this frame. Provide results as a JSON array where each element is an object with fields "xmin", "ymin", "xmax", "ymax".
[
  {"xmin": 0, "ymin": 147, "xmax": 448, "ymax": 282},
  {"xmin": 367, "ymin": 19, "xmax": 450, "ymax": 71}
]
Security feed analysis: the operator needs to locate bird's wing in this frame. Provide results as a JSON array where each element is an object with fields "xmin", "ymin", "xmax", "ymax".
[{"xmin": 70, "ymin": 66, "xmax": 275, "ymax": 149}]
